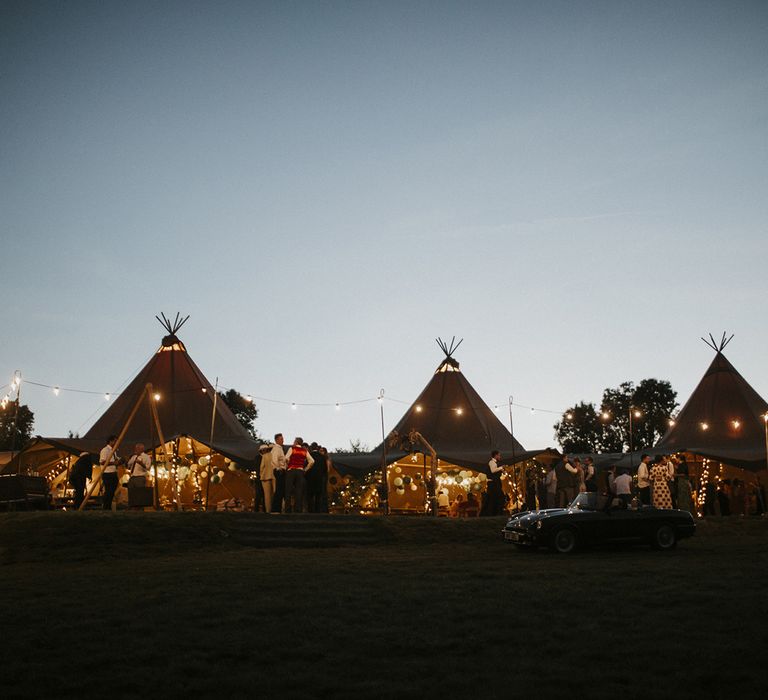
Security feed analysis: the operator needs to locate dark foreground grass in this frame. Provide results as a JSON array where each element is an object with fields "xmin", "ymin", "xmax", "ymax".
[{"xmin": 1, "ymin": 513, "xmax": 766, "ymax": 699}]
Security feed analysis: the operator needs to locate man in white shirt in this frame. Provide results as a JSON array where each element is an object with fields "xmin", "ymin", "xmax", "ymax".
[
  {"xmin": 99, "ymin": 434, "xmax": 119, "ymax": 511},
  {"xmin": 614, "ymin": 468, "xmax": 632, "ymax": 507},
  {"xmin": 270, "ymin": 433, "xmax": 287, "ymax": 513},
  {"xmin": 636, "ymin": 454, "xmax": 651, "ymax": 505},
  {"xmin": 127, "ymin": 443, "xmax": 151, "ymax": 485}
]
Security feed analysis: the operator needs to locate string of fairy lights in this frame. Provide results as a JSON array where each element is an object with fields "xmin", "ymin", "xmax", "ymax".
[{"xmin": 1, "ymin": 370, "xmax": 573, "ymax": 419}]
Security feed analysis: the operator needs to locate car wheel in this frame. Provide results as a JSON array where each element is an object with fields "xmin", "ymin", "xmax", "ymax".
[
  {"xmin": 652, "ymin": 524, "xmax": 677, "ymax": 550},
  {"xmin": 551, "ymin": 528, "xmax": 577, "ymax": 554}
]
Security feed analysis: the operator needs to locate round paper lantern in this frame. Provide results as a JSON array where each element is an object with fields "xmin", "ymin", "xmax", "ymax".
[
  {"xmin": 394, "ymin": 466, "xmax": 402, "ymax": 474},
  {"xmin": 413, "ymin": 472, "xmax": 422, "ymax": 480},
  {"xmin": 393, "ymin": 477, "xmax": 403, "ymax": 487},
  {"xmin": 396, "ymin": 487, "xmax": 405, "ymax": 495},
  {"xmin": 198, "ymin": 456, "xmax": 209, "ymax": 467},
  {"xmin": 410, "ymin": 483, "xmax": 418, "ymax": 491},
  {"xmin": 224, "ymin": 457, "xmax": 231, "ymax": 464},
  {"xmin": 199, "ymin": 471, "xmax": 208, "ymax": 479},
  {"xmin": 455, "ymin": 475, "xmax": 463, "ymax": 484},
  {"xmin": 178, "ymin": 466, "xmax": 190, "ymax": 480},
  {"xmin": 473, "ymin": 483, "xmax": 482, "ymax": 492},
  {"xmin": 402, "ymin": 475, "xmax": 412, "ymax": 485},
  {"xmin": 479, "ymin": 473, "xmax": 488, "ymax": 482},
  {"xmin": 228, "ymin": 463, "xmax": 237, "ymax": 471},
  {"xmin": 217, "ymin": 470, "xmax": 225, "ymax": 479},
  {"xmin": 211, "ymin": 474, "xmax": 221, "ymax": 484}
]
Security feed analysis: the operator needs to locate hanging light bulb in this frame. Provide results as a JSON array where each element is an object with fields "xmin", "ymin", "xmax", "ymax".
[
  {"xmin": 335, "ymin": 402, "xmax": 341, "ymax": 411},
  {"xmin": 291, "ymin": 402, "xmax": 297, "ymax": 410},
  {"xmin": 455, "ymin": 407, "xmax": 463, "ymax": 415},
  {"xmin": 53, "ymin": 386, "xmax": 60, "ymax": 396},
  {"xmin": 153, "ymin": 393, "xmax": 161, "ymax": 402},
  {"xmin": 201, "ymin": 387, "xmax": 207, "ymax": 393},
  {"xmin": 246, "ymin": 395, "xmax": 252, "ymax": 403},
  {"xmin": 104, "ymin": 393, "xmax": 111, "ymax": 401},
  {"xmin": 701, "ymin": 422, "xmax": 709, "ymax": 431},
  {"xmin": 565, "ymin": 412, "xmax": 573, "ymax": 420},
  {"xmin": 732, "ymin": 420, "xmax": 740, "ymax": 429},
  {"xmin": 415, "ymin": 405, "xmax": 422, "ymax": 413}
]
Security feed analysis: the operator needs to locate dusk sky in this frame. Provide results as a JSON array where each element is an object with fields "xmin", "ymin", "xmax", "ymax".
[{"xmin": 2, "ymin": 0, "xmax": 767, "ymax": 452}]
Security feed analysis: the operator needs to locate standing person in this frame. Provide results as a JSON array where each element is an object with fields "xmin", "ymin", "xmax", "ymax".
[
  {"xmin": 545, "ymin": 463, "xmax": 557, "ymax": 508},
  {"xmin": 637, "ymin": 454, "xmax": 652, "ymax": 505},
  {"xmin": 650, "ymin": 458, "xmax": 673, "ymax": 509},
  {"xmin": 270, "ymin": 433, "xmax": 287, "ymax": 513},
  {"xmin": 675, "ymin": 459, "xmax": 695, "ymax": 515},
  {"xmin": 555, "ymin": 456, "xmax": 578, "ymax": 507},
  {"xmin": 69, "ymin": 452, "xmax": 93, "ymax": 509},
  {"xmin": 573, "ymin": 458, "xmax": 586, "ymax": 493},
  {"xmin": 481, "ymin": 450, "xmax": 505, "ymax": 516},
  {"xmin": 665, "ymin": 456, "xmax": 677, "ymax": 509},
  {"xmin": 306, "ymin": 442, "xmax": 324, "ymax": 513},
  {"xmin": 284, "ymin": 437, "xmax": 314, "ymax": 513},
  {"xmin": 583, "ymin": 457, "xmax": 597, "ymax": 492},
  {"xmin": 614, "ymin": 468, "xmax": 633, "ymax": 507},
  {"xmin": 127, "ymin": 443, "xmax": 151, "ymax": 486},
  {"xmin": 99, "ymin": 435, "xmax": 119, "ymax": 511},
  {"xmin": 256, "ymin": 444, "xmax": 274, "ymax": 512}
]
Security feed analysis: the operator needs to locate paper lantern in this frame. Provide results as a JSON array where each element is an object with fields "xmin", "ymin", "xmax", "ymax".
[
  {"xmin": 200, "ymin": 471, "xmax": 208, "ymax": 479},
  {"xmin": 479, "ymin": 473, "xmax": 488, "ymax": 482},
  {"xmin": 228, "ymin": 463, "xmax": 237, "ymax": 471},
  {"xmin": 198, "ymin": 456, "xmax": 209, "ymax": 467},
  {"xmin": 217, "ymin": 470, "xmax": 225, "ymax": 479},
  {"xmin": 455, "ymin": 475, "xmax": 463, "ymax": 484},
  {"xmin": 402, "ymin": 476, "xmax": 412, "ymax": 485},
  {"xmin": 396, "ymin": 487, "xmax": 405, "ymax": 495},
  {"xmin": 393, "ymin": 477, "xmax": 403, "ymax": 487},
  {"xmin": 394, "ymin": 466, "xmax": 402, "ymax": 474},
  {"xmin": 211, "ymin": 474, "xmax": 221, "ymax": 484},
  {"xmin": 410, "ymin": 483, "xmax": 418, "ymax": 491}
]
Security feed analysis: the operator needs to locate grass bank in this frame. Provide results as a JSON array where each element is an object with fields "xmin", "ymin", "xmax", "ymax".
[{"xmin": 0, "ymin": 513, "xmax": 766, "ymax": 699}]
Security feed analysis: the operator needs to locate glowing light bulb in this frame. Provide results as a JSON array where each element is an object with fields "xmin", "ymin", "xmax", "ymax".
[
  {"xmin": 701, "ymin": 422, "xmax": 709, "ymax": 431},
  {"xmin": 104, "ymin": 393, "xmax": 111, "ymax": 401},
  {"xmin": 668, "ymin": 419, "xmax": 675, "ymax": 426},
  {"xmin": 335, "ymin": 403, "xmax": 341, "ymax": 411},
  {"xmin": 154, "ymin": 393, "xmax": 161, "ymax": 401},
  {"xmin": 565, "ymin": 412, "xmax": 573, "ymax": 420},
  {"xmin": 291, "ymin": 402, "xmax": 297, "ymax": 410},
  {"xmin": 201, "ymin": 388, "xmax": 207, "ymax": 393},
  {"xmin": 602, "ymin": 412, "xmax": 610, "ymax": 420},
  {"xmin": 53, "ymin": 386, "xmax": 60, "ymax": 396},
  {"xmin": 633, "ymin": 410, "xmax": 642, "ymax": 418},
  {"xmin": 246, "ymin": 395, "xmax": 252, "ymax": 403},
  {"xmin": 732, "ymin": 420, "xmax": 740, "ymax": 429},
  {"xmin": 456, "ymin": 408, "xmax": 463, "ymax": 415},
  {"xmin": 415, "ymin": 405, "xmax": 422, "ymax": 413}
]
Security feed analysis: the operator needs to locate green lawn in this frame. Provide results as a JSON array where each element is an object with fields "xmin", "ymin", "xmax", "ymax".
[{"xmin": 0, "ymin": 513, "xmax": 766, "ymax": 699}]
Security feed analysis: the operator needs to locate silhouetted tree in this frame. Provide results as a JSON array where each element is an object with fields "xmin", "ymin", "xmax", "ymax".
[{"xmin": 217, "ymin": 389, "xmax": 258, "ymax": 438}]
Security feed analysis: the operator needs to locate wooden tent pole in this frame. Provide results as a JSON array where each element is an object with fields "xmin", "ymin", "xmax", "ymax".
[
  {"xmin": 148, "ymin": 385, "xmax": 174, "ymax": 510},
  {"xmin": 205, "ymin": 378, "xmax": 219, "ymax": 511},
  {"xmin": 78, "ymin": 384, "xmax": 148, "ymax": 511}
]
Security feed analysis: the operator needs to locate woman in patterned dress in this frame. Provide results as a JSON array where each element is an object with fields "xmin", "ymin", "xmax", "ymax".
[{"xmin": 651, "ymin": 458, "xmax": 673, "ymax": 509}]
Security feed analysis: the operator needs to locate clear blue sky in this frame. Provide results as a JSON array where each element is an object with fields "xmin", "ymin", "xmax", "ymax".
[{"xmin": 2, "ymin": 0, "xmax": 767, "ymax": 451}]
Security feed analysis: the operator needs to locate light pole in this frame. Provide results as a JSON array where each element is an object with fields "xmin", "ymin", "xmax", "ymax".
[{"xmin": 628, "ymin": 407, "xmax": 641, "ymax": 471}]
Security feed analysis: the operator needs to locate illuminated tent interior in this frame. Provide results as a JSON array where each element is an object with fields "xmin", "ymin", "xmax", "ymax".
[
  {"xmin": 5, "ymin": 314, "xmax": 261, "ymax": 509},
  {"xmin": 332, "ymin": 339, "xmax": 555, "ymax": 513}
]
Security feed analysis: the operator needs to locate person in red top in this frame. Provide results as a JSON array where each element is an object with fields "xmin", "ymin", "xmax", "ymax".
[{"xmin": 284, "ymin": 437, "xmax": 314, "ymax": 513}]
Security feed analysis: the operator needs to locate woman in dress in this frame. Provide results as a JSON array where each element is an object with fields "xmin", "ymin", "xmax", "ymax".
[{"xmin": 650, "ymin": 458, "xmax": 673, "ymax": 509}]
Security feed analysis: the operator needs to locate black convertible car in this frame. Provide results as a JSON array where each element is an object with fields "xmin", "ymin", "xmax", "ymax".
[{"xmin": 502, "ymin": 492, "xmax": 696, "ymax": 553}]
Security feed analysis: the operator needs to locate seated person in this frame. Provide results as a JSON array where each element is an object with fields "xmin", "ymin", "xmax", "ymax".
[{"xmin": 449, "ymin": 493, "xmax": 465, "ymax": 518}]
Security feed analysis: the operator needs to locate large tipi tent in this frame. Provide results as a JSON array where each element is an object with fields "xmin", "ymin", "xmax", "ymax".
[
  {"xmin": 655, "ymin": 335, "xmax": 768, "ymax": 470},
  {"xmin": 332, "ymin": 339, "xmax": 553, "ymax": 512},
  {"xmin": 6, "ymin": 315, "xmax": 261, "ymax": 507}
]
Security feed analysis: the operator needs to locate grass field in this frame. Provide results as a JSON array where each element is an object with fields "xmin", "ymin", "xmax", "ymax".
[{"xmin": 0, "ymin": 512, "xmax": 766, "ymax": 699}]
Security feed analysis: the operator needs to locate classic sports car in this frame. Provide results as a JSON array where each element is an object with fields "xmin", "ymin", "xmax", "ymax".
[{"xmin": 502, "ymin": 492, "xmax": 696, "ymax": 553}]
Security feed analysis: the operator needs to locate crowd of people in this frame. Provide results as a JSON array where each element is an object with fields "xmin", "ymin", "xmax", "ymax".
[
  {"xmin": 536, "ymin": 453, "xmax": 766, "ymax": 516},
  {"xmin": 256, "ymin": 433, "xmax": 330, "ymax": 513}
]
